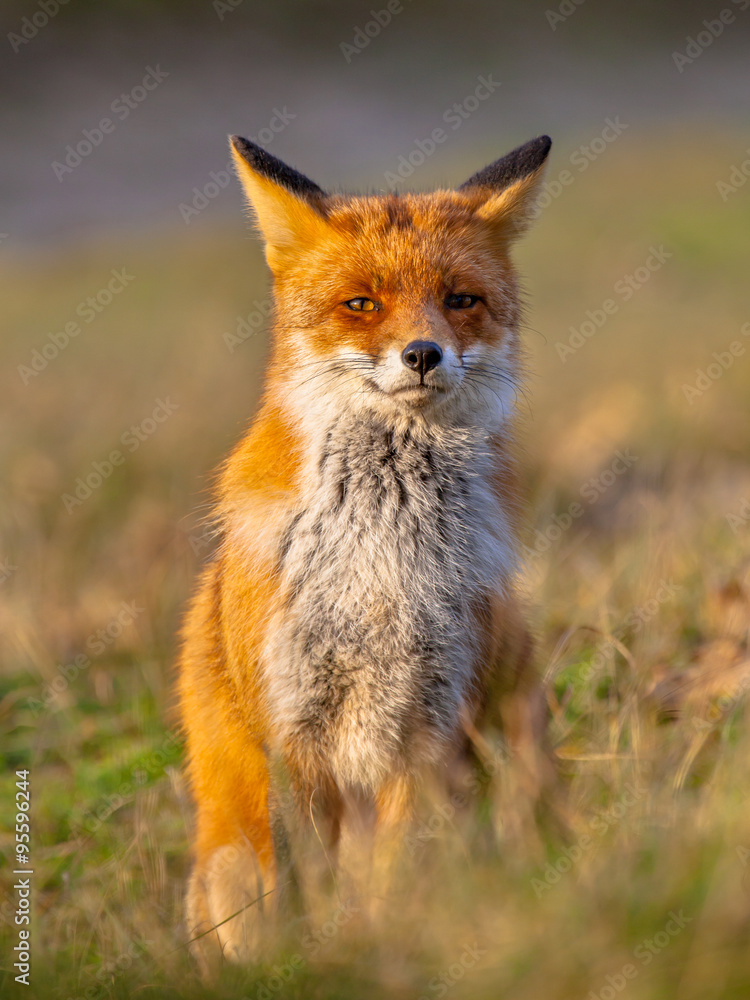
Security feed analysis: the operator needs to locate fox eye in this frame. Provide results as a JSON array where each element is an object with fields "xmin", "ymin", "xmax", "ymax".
[
  {"xmin": 446, "ymin": 294, "xmax": 480, "ymax": 310},
  {"xmin": 345, "ymin": 297, "xmax": 378, "ymax": 312}
]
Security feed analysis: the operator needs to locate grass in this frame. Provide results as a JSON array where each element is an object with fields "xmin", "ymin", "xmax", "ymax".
[{"xmin": 2, "ymin": 129, "xmax": 750, "ymax": 999}]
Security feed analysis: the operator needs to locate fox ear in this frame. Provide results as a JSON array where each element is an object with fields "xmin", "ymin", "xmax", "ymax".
[
  {"xmin": 230, "ymin": 136, "xmax": 328, "ymax": 272},
  {"xmin": 459, "ymin": 135, "xmax": 551, "ymax": 238}
]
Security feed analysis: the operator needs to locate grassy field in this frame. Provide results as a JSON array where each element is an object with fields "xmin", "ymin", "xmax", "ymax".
[{"xmin": 3, "ymin": 129, "xmax": 750, "ymax": 999}]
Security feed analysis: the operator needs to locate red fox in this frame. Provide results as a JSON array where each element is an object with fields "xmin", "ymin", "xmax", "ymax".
[{"xmin": 178, "ymin": 132, "xmax": 551, "ymax": 971}]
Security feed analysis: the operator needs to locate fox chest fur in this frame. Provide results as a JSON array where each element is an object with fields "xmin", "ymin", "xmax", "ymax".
[
  {"xmin": 180, "ymin": 132, "xmax": 551, "ymax": 973},
  {"xmin": 260, "ymin": 413, "xmax": 515, "ymax": 791}
]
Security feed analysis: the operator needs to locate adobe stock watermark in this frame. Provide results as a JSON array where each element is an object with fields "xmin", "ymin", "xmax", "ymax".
[
  {"xmin": 223, "ymin": 297, "xmax": 274, "ymax": 352},
  {"xmin": 587, "ymin": 910, "xmax": 692, "ymax": 1000},
  {"xmin": 555, "ymin": 245, "xmax": 672, "ymax": 362},
  {"xmin": 682, "ymin": 321, "xmax": 750, "ymax": 403},
  {"xmin": 184, "ymin": 521, "xmax": 217, "ymax": 558},
  {"xmin": 692, "ymin": 668, "xmax": 750, "ymax": 732},
  {"xmin": 240, "ymin": 898, "xmax": 360, "ymax": 1000},
  {"xmin": 573, "ymin": 579, "xmax": 682, "ymax": 687},
  {"xmin": 64, "ymin": 939, "xmax": 153, "ymax": 1000},
  {"xmin": 405, "ymin": 740, "xmax": 513, "ymax": 857},
  {"xmin": 384, "ymin": 74, "xmax": 501, "ymax": 190},
  {"xmin": 213, "ymin": 0, "xmax": 245, "ymax": 21},
  {"xmin": 545, "ymin": 0, "xmax": 586, "ymax": 31},
  {"xmin": 61, "ymin": 397, "xmax": 179, "ymax": 513},
  {"xmin": 717, "ymin": 148, "xmax": 750, "ymax": 201},
  {"xmin": 340, "ymin": 0, "xmax": 413, "ymax": 62},
  {"xmin": 529, "ymin": 117, "xmax": 628, "ymax": 221},
  {"xmin": 178, "ymin": 109, "xmax": 295, "ymax": 222},
  {"xmin": 26, "ymin": 600, "xmax": 145, "ymax": 716},
  {"xmin": 18, "ymin": 268, "xmax": 134, "ymax": 384},
  {"xmin": 726, "ymin": 495, "xmax": 750, "ymax": 535},
  {"xmin": 531, "ymin": 783, "xmax": 646, "ymax": 897},
  {"xmin": 523, "ymin": 449, "xmax": 638, "ymax": 561},
  {"xmin": 7, "ymin": 0, "xmax": 70, "ymax": 53},
  {"xmin": 417, "ymin": 942, "xmax": 487, "ymax": 1000},
  {"xmin": 52, "ymin": 66, "xmax": 169, "ymax": 181},
  {"xmin": 672, "ymin": 0, "xmax": 749, "ymax": 72},
  {"xmin": 74, "ymin": 729, "xmax": 182, "ymax": 836}
]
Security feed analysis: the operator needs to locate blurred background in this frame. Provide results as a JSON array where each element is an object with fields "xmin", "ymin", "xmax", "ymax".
[{"xmin": 2, "ymin": 1, "xmax": 750, "ymax": 997}]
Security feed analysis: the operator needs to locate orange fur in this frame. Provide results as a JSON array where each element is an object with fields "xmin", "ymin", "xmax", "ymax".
[{"xmin": 177, "ymin": 134, "xmax": 550, "ymax": 973}]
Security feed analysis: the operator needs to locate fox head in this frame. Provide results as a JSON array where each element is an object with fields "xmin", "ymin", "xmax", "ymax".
[{"xmin": 230, "ymin": 133, "xmax": 551, "ymax": 430}]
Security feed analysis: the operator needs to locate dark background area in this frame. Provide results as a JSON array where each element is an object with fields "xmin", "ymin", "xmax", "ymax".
[
  {"xmin": 2, "ymin": 3, "xmax": 750, "ymax": 998},
  {"xmin": 2, "ymin": 0, "xmax": 749, "ymax": 244}
]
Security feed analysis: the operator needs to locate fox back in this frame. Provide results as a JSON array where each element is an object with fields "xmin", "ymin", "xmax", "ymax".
[{"xmin": 178, "ymin": 133, "xmax": 551, "ymax": 973}]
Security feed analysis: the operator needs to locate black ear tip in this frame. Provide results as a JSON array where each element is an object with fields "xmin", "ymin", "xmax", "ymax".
[
  {"xmin": 536, "ymin": 135, "xmax": 553, "ymax": 155},
  {"xmin": 520, "ymin": 134, "xmax": 552, "ymax": 164},
  {"xmin": 459, "ymin": 133, "xmax": 553, "ymax": 192},
  {"xmin": 229, "ymin": 133, "xmax": 326, "ymax": 199},
  {"xmin": 230, "ymin": 135, "xmax": 260, "ymax": 159}
]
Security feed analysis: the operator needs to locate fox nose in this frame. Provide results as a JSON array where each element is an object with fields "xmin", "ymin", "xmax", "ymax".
[{"xmin": 401, "ymin": 340, "xmax": 443, "ymax": 376}]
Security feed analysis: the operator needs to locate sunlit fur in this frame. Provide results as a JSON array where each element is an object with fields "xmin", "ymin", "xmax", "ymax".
[{"xmin": 178, "ymin": 139, "xmax": 549, "ymax": 974}]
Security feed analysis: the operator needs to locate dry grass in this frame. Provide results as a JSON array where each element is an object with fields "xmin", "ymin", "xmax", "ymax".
[{"xmin": 2, "ymin": 130, "xmax": 750, "ymax": 999}]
